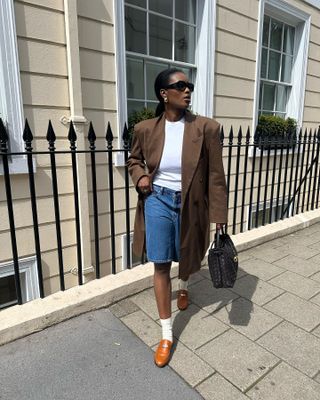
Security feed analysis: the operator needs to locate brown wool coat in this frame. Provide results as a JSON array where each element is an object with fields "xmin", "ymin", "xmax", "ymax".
[{"xmin": 127, "ymin": 110, "xmax": 228, "ymax": 280}]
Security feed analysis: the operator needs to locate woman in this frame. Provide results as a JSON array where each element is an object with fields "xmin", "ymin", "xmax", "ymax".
[{"xmin": 127, "ymin": 68, "xmax": 228, "ymax": 367}]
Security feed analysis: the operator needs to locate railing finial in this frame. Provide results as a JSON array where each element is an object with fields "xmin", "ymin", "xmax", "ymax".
[
  {"xmin": 23, "ymin": 118, "xmax": 33, "ymax": 151},
  {"xmin": 88, "ymin": 121, "xmax": 96, "ymax": 146},
  {"xmin": 122, "ymin": 123, "xmax": 129, "ymax": 150},
  {"xmin": 106, "ymin": 122, "xmax": 113, "ymax": 149},
  {"xmin": 0, "ymin": 118, "xmax": 8, "ymax": 145},
  {"xmin": 46, "ymin": 120, "xmax": 56, "ymax": 150}
]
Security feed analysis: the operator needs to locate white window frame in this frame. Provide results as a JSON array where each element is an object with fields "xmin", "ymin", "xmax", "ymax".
[
  {"xmin": 0, "ymin": 0, "xmax": 26, "ymax": 175},
  {"xmin": 303, "ymin": 0, "xmax": 320, "ymax": 9},
  {"xmin": 247, "ymin": 196, "xmax": 292, "ymax": 230},
  {"xmin": 0, "ymin": 256, "xmax": 40, "ymax": 308},
  {"xmin": 114, "ymin": 0, "xmax": 216, "ymax": 164},
  {"xmin": 121, "ymin": 232, "xmax": 143, "ymax": 269},
  {"xmin": 253, "ymin": 0, "xmax": 311, "ymax": 132}
]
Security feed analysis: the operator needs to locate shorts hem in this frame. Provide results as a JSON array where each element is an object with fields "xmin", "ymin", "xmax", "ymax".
[{"xmin": 148, "ymin": 258, "xmax": 175, "ymax": 263}]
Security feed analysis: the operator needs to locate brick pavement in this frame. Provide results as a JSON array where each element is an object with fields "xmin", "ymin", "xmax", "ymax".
[{"xmin": 110, "ymin": 222, "xmax": 320, "ymax": 399}]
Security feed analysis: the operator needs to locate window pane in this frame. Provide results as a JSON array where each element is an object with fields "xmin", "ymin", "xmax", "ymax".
[
  {"xmin": 261, "ymin": 48, "xmax": 268, "ymax": 78},
  {"xmin": 268, "ymin": 50, "xmax": 280, "ymax": 81},
  {"xmin": 262, "ymin": 83, "xmax": 275, "ymax": 111},
  {"xmin": 127, "ymin": 100, "xmax": 146, "ymax": 117},
  {"xmin": 125, "ymin": 7, "xmax": 146, "ymax": 53},
  {"xmin": 0, "ymin": 276, "xmax": 17, "ymax": 307},
  {"xmin": 276, "ymin": 112, "xmax": 286, "ymax": 119},
  {"xmin": 126, "ymin": 0, "xmax": 146, "ymax": 7},
  {"xmin": 275, "ymin": 85, "xmax": 287, "ymax": 113},
  {"xmin": 263, "ymin": 15, "xmax": 270, "ymax": 47},
  {"xmin": 149, "ymin": 0, "xmax": 172, "ymax": 16},
  {"xmin": 127, "ymin": 58, "xmax": 144, "ymax": 99},
  {"xmin": 176, "ymin": 66, "xmax": 193, "ymax": 79},
  {"xmin": 283, "ymin": 25, "xmax": 294, "ymax": 55},
  {"xmin": 175, "ymin": 22, "xmax": 195, "ymax": 63},
  {"xmin": 270, "ymin": 19, "xmax": 283, "ymax": 51},
  {"xmin": 149, "ymin": 14, "xmax": 172, "ymax": 58},
  {"xmin": 146, "ymin": 61, "xmax": 169, "ymax": 100},
  {"xmin": 175, "ymin": 0, "xmax": 196, "ymax": 24},
  {"xmin": 146, "ymin": 102, "xmax": 157, "ymax": 111},
  {"xmin": 281, "ymin": 55, "xmax": 293, "ymax": 83}
]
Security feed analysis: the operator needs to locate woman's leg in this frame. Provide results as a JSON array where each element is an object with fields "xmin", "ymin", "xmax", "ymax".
[
  {"xmin": 177, "ymin": 276, "xmax": 189, "ymax": 310},
  {"xmin": 153, "ymin": 262, "xmax": 173, "ymax": 367},
  {"xmin": 154, "ymin": 262, "xmax": 172, "ymax": 319}
]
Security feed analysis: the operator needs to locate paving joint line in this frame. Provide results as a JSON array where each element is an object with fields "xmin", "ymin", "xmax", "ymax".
[
  {"xmin": 242, "ymin": 359, "xmax": 283, "ymax": 394},
  {"xmin": 255, "ymin": 332, "xmax": 320, "ymax": 381},
  {"xmin": 194, "ymin": 370, "xmax": 252, "ymax": 398},
  {"xmin": 252, "ymin": 319, "xmax": 285, "ymax": 342},
  {"xmin": 193, "ymin": 327, "xmax": 233, "ymax": 352}
]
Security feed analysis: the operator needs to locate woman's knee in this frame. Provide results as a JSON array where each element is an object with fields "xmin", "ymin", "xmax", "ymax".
[{"xmin": 154, "ymin": 262, "xmax": 171, "ymax": 275}]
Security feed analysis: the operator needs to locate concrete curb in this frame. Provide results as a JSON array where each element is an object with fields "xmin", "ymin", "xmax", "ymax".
[{"xmin": 1, "ymin": 208, "xmax": 320, "ymax": 347}]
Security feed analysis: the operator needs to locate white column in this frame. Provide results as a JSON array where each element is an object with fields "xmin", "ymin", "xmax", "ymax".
[{"xmin": 64, "ymin": 0, "xmax": 93, "ymax": 281}]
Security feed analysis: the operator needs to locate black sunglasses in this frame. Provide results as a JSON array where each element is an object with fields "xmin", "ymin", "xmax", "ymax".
[{"xmin": 164, "ymin": 80, "xmax": 194, "ymax": 92}]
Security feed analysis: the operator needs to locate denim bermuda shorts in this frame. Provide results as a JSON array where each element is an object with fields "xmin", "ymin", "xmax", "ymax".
[{"xmin": 144, "ymin": 184, "xmax": 181, "ymax": 263}]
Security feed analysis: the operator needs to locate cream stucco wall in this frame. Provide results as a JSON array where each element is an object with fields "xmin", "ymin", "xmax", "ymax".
[
  {"xmin": 0, "ymin": 0, "xmax": 320, "ymax": 301},
  {"xmin": 0, "ymin": 0, "xmax": 79, "ymax": 296}
]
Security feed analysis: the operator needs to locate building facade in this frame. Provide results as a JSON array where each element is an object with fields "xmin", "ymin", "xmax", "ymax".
[{"xmin": 0, "ymin": 0, "xmax": 320, "ymax": 308}]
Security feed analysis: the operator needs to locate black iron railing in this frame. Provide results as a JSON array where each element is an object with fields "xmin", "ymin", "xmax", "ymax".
[{"xmin": 1, "ymin": 118, "xmax": 320, "ymax": 306}]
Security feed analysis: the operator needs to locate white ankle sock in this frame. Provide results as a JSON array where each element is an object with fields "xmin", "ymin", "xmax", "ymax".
[
  {"xmin": 178, "ymin": 278, "xmax": 189, "ymax": 291},
  {"xmin": 160, "ymin": 317, "xmax": 173, "ymax": 342}
]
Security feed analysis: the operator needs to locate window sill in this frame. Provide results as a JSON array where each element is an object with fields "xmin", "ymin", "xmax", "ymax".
[{"xmin": 0, "ymin": 156, "xmax": 37, "ymax": 175}]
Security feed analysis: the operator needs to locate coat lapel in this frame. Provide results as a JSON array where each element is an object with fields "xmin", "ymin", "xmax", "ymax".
[
  {"xmin": 181, "ymin": 111, "xmax": 203, "ymax": 208},
  {"xmin": 147, "ymin": 111, "xmax": 203, "ymax": 206},
  {"xmin": 148, "ymin": 113, "xmax": 166, "ymax": 177}
]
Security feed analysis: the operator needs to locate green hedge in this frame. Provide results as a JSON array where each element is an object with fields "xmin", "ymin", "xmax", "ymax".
[
  {"xmin": 256, "ymin": 115, "xmax": 297, "ymax": 147},
  {"xmin": 127, "ymin": 108, "xmax": 156, "ymax": 146}
]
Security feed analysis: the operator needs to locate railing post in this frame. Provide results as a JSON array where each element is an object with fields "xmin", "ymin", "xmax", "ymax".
[
  {"xmin": 47, "ymin": 120, "xmax": 65, "ymax": 291},
  {"xmin": 240, "ymin": 127, "xmax": 250, "ymax": 232},
  {"xmin": 88, "ymin": 122, "xmax": 100, "ymax": 279},
  {"xmin": 68, "ymin": 121, "xmax": 83, "ymax": 285},
  {"xmin": 0, "ymin": 118, "xmax": 23, "ymax": 304},
  {"xmin": 23, "ymin": 119, "xmax": 44, "ymax": 298},
  {"xmin": 123, "ymin": 123, "xmax": 131, "ymax": 269},
  {"xmin": 106, "ymin": 123, "xmax": 116, "ymax": 274},
  {"xmin": 232, "ymin": 127, "xmax": 242, "ymax": 234}
]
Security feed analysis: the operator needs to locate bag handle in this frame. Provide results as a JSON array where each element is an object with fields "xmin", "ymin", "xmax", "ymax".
[
  {"xmin": 209, "ymin": 224, "xmax": 226, "ymax": 250},
  {"xmin": 216, "ymin": 226, "xmax": 221, "ymax": 248}
]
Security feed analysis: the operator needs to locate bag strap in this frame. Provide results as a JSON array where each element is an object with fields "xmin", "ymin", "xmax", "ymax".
[
  {"xmin": 216, "ymin": 226, "xmax": 221, "ymax": 248},
  {"xmin": 209, "ymin": 225, "xmax": 226, "ymax": 250}
]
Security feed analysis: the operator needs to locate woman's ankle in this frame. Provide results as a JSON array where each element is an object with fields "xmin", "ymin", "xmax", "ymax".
[{"xmin": 178, "ymin": 277, "xmax": 189, "ymax": 291}]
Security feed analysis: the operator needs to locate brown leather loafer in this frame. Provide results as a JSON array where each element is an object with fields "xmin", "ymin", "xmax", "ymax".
[
  {"xmin": 177, "ymin": 289, "xmax": 188, "ymax": 310},
  {"xmin": 154, "ymin": 339, "xmax": 173, "ymax": 367}
]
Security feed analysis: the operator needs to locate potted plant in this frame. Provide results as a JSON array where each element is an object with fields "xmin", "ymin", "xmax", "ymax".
[{"xmin": 255, "ymin": 115, "xmax": 297, "ymax": 149}]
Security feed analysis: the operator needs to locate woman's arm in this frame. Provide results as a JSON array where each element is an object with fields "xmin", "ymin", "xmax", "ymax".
[
  {"xmin": 127, "ymin": 128, "xmax": 151, "ymax": 193},
  {"xmin": 208, "ymin": 122, "xmax": 228, "ymax": 224}
]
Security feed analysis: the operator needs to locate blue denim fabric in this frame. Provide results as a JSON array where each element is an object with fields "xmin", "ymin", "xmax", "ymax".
[{"xmin": 144, "ymin": 184, "xmax": 181, "ymax": 263}]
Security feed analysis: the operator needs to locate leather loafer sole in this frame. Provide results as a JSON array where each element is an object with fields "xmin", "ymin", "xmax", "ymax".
[
  {"xmin": 154, "ymin": 339, "xmax": 173, "ymax": 367},
  {"xmin": 177, "ymin": 289, "xmax": 188, "ymax": 310}
]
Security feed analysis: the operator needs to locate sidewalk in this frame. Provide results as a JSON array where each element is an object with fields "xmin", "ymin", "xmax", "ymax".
[
  {"xmin": 110, "ymin": 222, "xmax": 320, "ymax": 399},
  {"xmin": 1, "ymin": 222, "xmax": 320, "ymax": 399}
]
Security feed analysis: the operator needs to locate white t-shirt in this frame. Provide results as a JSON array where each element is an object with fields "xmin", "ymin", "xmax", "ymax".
[{"xmin": 153, "ymin": 117, "xmax": 185, "ymax": 191}]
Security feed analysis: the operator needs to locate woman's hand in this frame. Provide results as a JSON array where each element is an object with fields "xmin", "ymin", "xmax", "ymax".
[{"xmin": 137, "ymin": 175, "xmax": 152, "ymax": 195}]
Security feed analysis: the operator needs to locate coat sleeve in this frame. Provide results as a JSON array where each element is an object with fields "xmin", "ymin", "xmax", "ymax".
[
  {"xmin": 126, "ymin": 126, "xmax": 148, "ymax": 189},
  {"xmin": 208, "ymin": 123, "xmax": 228, "ymax": 223}
]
